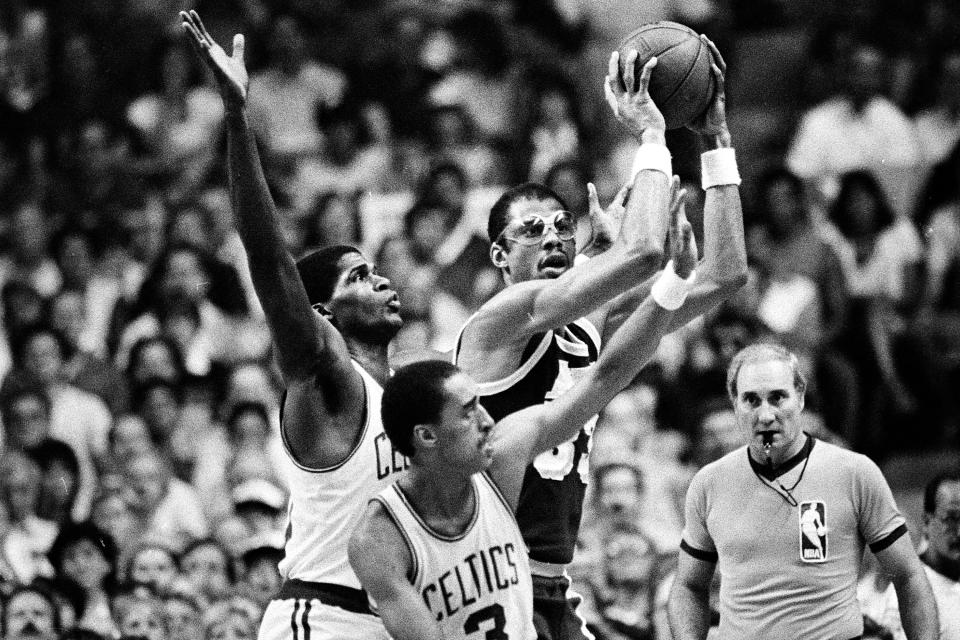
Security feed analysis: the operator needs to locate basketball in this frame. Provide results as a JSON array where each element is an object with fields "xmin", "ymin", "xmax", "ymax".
[{"xmin": 617, "ymin": 22, "xmax": 715, "ymax": 129}]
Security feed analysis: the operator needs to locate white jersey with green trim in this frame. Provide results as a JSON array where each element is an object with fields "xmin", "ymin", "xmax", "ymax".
[
  {"xmin": 374, "ymin": 472, "xmax": 535, "ymax": 640},
  {"xmin": 278, "ymin": 360, "xmax": 408, "ymax": 587}
]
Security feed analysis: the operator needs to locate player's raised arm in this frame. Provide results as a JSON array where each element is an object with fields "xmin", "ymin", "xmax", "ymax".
[
  {"xmin": 349, "ymin": 502, "xmax": 443, "ymax": 640},
  {"xmin": 600, "ymin": 36, "xmax": 748, "ymax": 343},
  {"xmin": 179, "ymin": 11, "xmax": 354, "ymax": 387},
  {"xmin": 457, "ymin": 52, "xmax": 672, "ymax": 363},
  {"xmin": 488, "ymin": 198, "xmax": 697, "ymax": 507}
]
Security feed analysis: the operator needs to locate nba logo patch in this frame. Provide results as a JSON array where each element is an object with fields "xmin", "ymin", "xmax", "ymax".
[{"xmin": 798, "ymin": 501, "xmax": 828, "ymax": 563}]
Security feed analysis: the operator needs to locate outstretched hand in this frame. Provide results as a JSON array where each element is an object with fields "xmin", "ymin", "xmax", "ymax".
[
  {"xmin": 180, "ymin": 10, "xmax": 248, "ymax": 108},
  {"xmin": 667, "ymin": 176, "xmax": 697, "ymax": 278},
  {"xmin": 581, "ymin": 181, "xmax": 630, "ymax": 256},
  {"xmin": 604, "ymin": 50, "xmax": 666, "ymax": 142},
  {"xmin": 686, "ymin": 35, "xmax": 729, "ymax": 142}
]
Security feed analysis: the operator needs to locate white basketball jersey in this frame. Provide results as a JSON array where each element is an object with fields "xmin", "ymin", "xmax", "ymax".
[
  {"xmin": 374, "ymin": 473, "xmax": 535, "ymax": 640},
  {"xmin": 278, "ymin": 360, "xmax": 408, "ymax": 587}
]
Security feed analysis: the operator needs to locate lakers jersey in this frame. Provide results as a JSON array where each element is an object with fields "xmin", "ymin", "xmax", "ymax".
[
  {"xmin": 278, "ymin": 360, "xmax": 408, "ymax": 587},
  {"xmin": 374, "ymin": 473, "xmax": 535, "ymax": 640},
  {"xmin": 454, "ymin": 317, "xmax": 600, "ymax": 565}
]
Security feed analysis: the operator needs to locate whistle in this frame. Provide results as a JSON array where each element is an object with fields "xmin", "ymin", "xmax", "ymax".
[{"xmin": 761, "ymin": 432, "xmax": 774, "ymax": 454}]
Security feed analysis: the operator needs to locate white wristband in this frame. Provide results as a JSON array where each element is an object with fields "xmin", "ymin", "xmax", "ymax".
[
  {"xmin": 651, "ymin": 260, "xmax": 697, "ymax": 310},
  {"xmin": 631, "ymin": 143, "xmax": 672, "ymax": 179},
  {"xmin": 700, "ymin": 147, "xmax": 741, "ymax": 189}
]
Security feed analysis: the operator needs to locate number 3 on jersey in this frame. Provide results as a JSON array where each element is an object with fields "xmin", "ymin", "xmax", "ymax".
[
  {"xmin": 464, "ymin": 604, "xmax": 508, "ymax": 640},
  {"xmin": 532, "ymin": 416, "xmax": 595, "ymax": 482}
]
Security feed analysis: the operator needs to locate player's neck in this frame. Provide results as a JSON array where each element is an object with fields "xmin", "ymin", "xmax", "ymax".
[
  {"xmin": 401, "ymin": 468, "xmax": 477, "ymax": 535},
  {"xmin": 347, "ymin": 340, "xmax": 391, "ymax": 385}
]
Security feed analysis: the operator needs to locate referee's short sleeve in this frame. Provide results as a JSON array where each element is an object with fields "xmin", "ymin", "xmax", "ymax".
[
  {"xmin": 680, "ymin": 467, "xmax": 717, "ymax": 561},
  {"xmin": 854, "ymin": 453, "xmax": 907, "ymax": 551}
]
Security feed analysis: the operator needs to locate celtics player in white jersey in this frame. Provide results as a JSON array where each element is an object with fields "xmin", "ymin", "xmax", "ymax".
[
  {"xmin": 181, "ymin": 11, "xmax": 405, "ymax": 640},
  {"xmin": 669, "ymin": 343, "xmax": 938, "ymax": 640},
  {"xmin": 349, "ymin": 188, "xmax": 700, "ymax": 640}
]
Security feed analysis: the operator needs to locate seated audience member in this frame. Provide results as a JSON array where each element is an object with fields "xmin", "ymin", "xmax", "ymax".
[
  {"xmin": 114, "ymin": 244, "xmax": 268, "ymax": 378},
  {"xmin": 5, "ymin": 323, "xmax": 112, "ymax": 519},
  {"xmin": 428, "ymin": 8, "xmax": 525, "ymax": 148},
  {"xmin": 521, "ymin": 71, "xmax": 588, "ymax": 183},
  {"xmin": 578, "ymin": 462, "xmax": 674, "ymax": 640},
  {"xmin": 180, "ymin": 538, "xmax": 235, "ymax": 607},
  {"xmin": 786, "ymin": 37, "xmax": 923, "ymax": 217},
  {"xmin": 112, "ymin": 593, "xmax": 167, "ymax": 640},
  {"xmin": 200, "ymin": 599, "xmax": 259, "ymax": 640},
  {"xmin": 122, "ymin": 544, "xmax": 181, "ymax": 598},
  {"xmin": 0, "ymin": 200, "xmax": 62, "ymax": 299},
  {"xmin": 823, "ymin": 170, "xmax": 931, "ymax": 453},
  {"xmin": 413, "ymin": 162, "xmax": 500, "ymax": 311},
  {"xmin": 1, "ymin": 381, "xmax": 52, "ymax": 451},
  {"xmin": 230, "ymin": 479, "xmax": 286, "ymax": 550},
  {"xmin": 300, "ymin": 190, "xmax": 364, "ymax": 253},
  {"xmin": 236, "ymin": 545, "xmax": 283, "ymax": 611},
  {"xmin": 912, "ymin": 142, "xmax": 960, "ymax": 438},
  {"xmin": 874, "ymin": 471, "xmax": 960, "ymax": 640},
  {"xmin": 247, "ymin": 14, "xmax": 348, "ymax": 165},
  {"xmin": 544, "ymin": 160, "xmax": 592, "ymax": 222},
  {"xmin": 0, "ymin": 450, "xmax": 58, "ymax": 584},
  {"xmin": 125, "ymin": 36, "xmax": 224, "ymax": 203},
  {"xmin": 48, "ymin": 226, "xmax": 124, "ymax": 364},
  {"xmin": 424, "ymin": 104, "xmax": 505, "ymax": 186},
  {"xmin": 48, "ymin": 289, "xmax": 129, "ymax": 414},
  {"xmin": 747, "ymin": 167, "xmax": 858, "ymax": 439},
  {"xmin": 0, "ymin": 281, "xmax": 46, "ymax": 379},
  {"xmin": 288, "ymin": 97, "xmax": 394, "ymax": 212},
  {"xmin": 2, "ymin": 583, "xmax": 62, "ymax": 640},
  {"xmin": 47, "ymin": 521, "xmax": 119, "ymax": 638},
  {"xmin": 125, "ymin": 336, "xmax": 188, "ymax": 392},
  {"xmin": 28, "ymin": 438, "xmax": 81, "ymax": 526},
  {"xmin": 163, "ymin": 592, "xmax": 203, "ymax": 640},
  {"xmin": 192, "ymin": 399, "xmax": 285, "ymax": 522},
  {"xmin": 121, "ymin": 448, "xmax": 209, "ymax": 551}
]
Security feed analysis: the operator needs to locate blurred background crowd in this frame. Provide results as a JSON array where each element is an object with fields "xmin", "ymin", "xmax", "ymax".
[{"xmin": 1, "ymin": 0, "xmax": 959, "ymax": 639}]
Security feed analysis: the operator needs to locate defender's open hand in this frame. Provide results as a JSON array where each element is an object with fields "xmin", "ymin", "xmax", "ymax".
[{"xmin": 180, "ymin": 10, "xmax": 248, "ymax": 108}]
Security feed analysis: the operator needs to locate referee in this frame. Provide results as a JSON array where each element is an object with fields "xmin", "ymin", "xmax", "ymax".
[{"xmin": 668, "ymin": 343, "xmax": 937, "ymax": 639}]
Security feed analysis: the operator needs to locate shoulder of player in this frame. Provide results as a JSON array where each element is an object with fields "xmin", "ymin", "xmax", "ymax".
[
  {"xmin": 466, "ymin": 278, "xmax": 554, "ymax": 333},
  {"xmin": 349, "ymin": 498, "xmax": 413, "ymax": 580},
  {"xmin": 280, "ymin": 364, "xmax": 368, "ymax": 467}
]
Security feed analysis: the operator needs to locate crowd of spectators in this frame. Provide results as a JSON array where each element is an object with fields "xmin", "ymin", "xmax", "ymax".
[{"xmin": 2, "ymin": 0, "xmax": 960, "ymax": 639}]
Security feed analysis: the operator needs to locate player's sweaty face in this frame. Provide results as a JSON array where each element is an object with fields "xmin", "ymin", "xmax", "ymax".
[
  {"xmin": 734, "ymin": 360, "xmax": 804, "ymax": 453},
  {"xmin": 438, "ymin": 373, "xmax": 494, "ymax": 472},
  {"xmin": 499, "ymin": 198, "xmax": 576, "ymax": 283},
  {"xmin": 328, "ymin": 253, "xmax": 402, "ymax": 340}
]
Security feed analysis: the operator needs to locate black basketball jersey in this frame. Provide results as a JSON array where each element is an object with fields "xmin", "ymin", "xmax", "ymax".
[{"xmin": 454, "ymin": 317, "xmax": 601, "ymax": 565}]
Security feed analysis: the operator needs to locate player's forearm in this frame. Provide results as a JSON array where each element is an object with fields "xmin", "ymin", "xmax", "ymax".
[
  {"xmin": 612, "ymin": 162, "xmax": 672, "ymax": 270},
  {"xmin": 893, "ymin": 569, "xmax": 938, "ymax": 640},
  {"xmin": 666, "ymin": 155, "xmax": 746, "ymax": 328},
  {"xmin": 537, "ymin": 296, "xmax": 675, "ymax": 452},
  {"xmin": 667, "ymin": 585, "xmax": 711, "ymax": 640},
  {"xmin": 595, "ymin": 297, "xmax": 672, "ymax": 390},
  {"xmin": 225, "ymin": 110, "xmax": 322, "ymax": 377}
]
